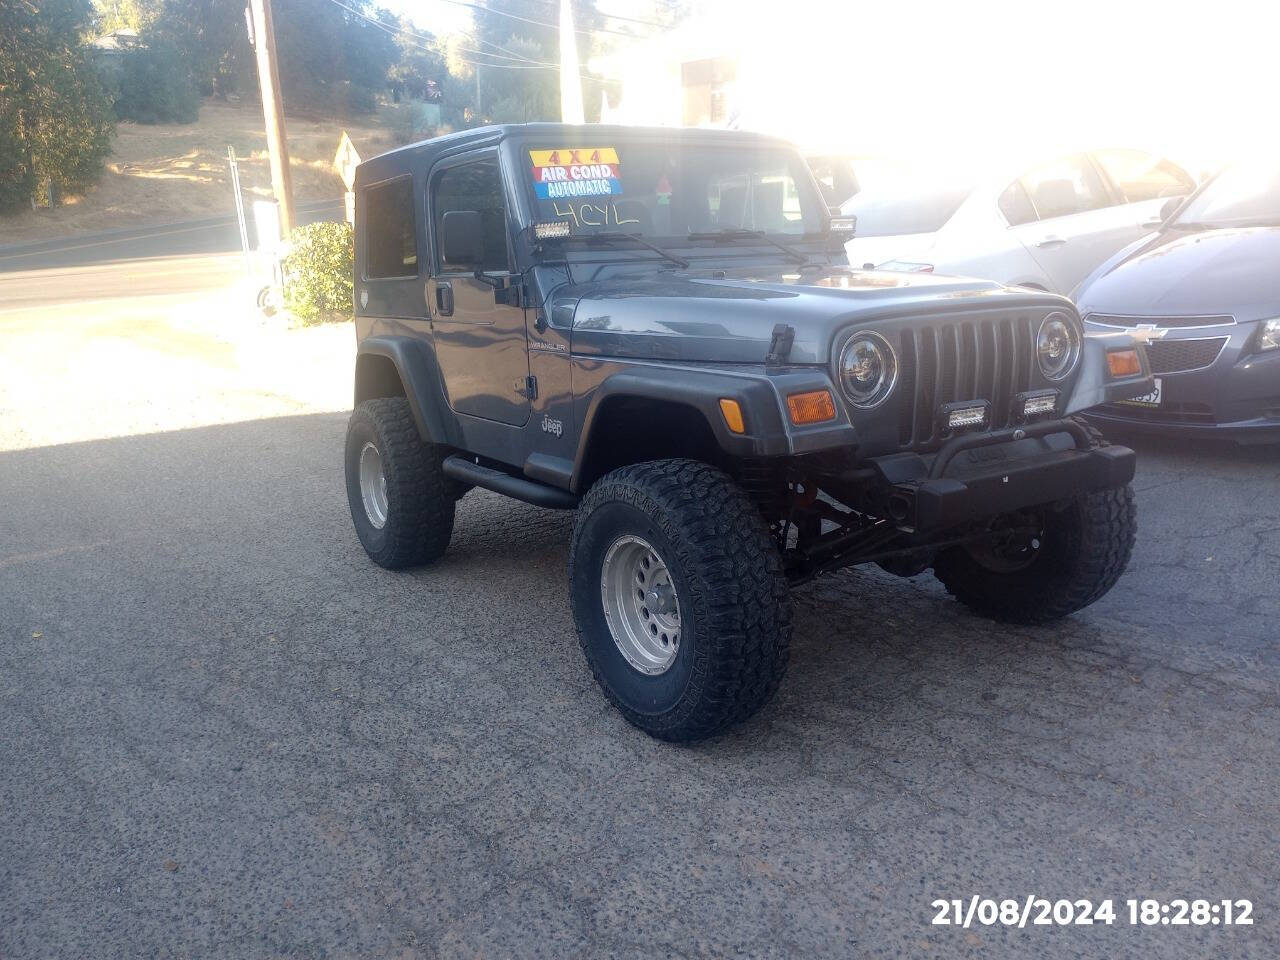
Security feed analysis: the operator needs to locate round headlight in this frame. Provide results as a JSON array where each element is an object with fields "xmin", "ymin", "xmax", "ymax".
[
  {"xmin": 1036, "ymin": 312, "xmax": 1081, "ymax": 381},
  {"xmin": 838, "ymin": 332, "xmax": 898, "ymax": 408}
]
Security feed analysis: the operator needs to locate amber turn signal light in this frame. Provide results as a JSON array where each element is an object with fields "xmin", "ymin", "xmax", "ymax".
[
  {"xmin": 786, "ymin": 390, "xmax": 837, "ymax": 425},
  {"xmin": 1107, "ymin": 349, "xmax": 1142, "ymax": 377},
  {"xmin": 718, "ymin": 398, "xmax": 745, "ymax": 434}
]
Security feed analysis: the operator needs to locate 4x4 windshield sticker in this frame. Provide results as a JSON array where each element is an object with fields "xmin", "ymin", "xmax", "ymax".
[{"xmin": 531, "ymin": 148, "xmax": 622, "ymax": 199}]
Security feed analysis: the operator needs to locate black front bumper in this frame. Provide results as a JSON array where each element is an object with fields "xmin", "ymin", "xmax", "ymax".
[{"xmin": 870, "ymin": 419, "xmax": 1136, "ymax": 534}]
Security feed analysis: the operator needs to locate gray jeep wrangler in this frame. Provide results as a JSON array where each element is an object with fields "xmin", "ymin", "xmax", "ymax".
[{"xmin": 345, "ymin": 124, "xmax": 1154, "ymax": 741}]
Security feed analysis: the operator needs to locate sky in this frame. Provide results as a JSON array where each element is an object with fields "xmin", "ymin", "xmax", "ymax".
[
  {"xmin": 376, "ymin": 0, "xmax": 474, "ymax": 37},
  {"xmin": 373, "ymin": 0, "xmax": 1278, "ymax": 173}
]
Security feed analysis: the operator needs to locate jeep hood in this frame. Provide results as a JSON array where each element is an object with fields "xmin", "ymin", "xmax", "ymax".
[{"xmin": 559, "ymin": 266, "xmax": 1038, "ymax": 364}]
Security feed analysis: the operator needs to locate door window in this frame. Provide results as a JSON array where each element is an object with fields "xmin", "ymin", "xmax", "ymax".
[
  {"xmin": 363, "ymin": 177, "xmax": 418, "ymax": 279},
  {"xmin": 1020, "ymin": 155, "xmax": 1109, "ymax": 220},
  {"xmin": 431, "ymin": 157, "xmax": 509, "ymax": 273},
  {"xmin": 1094, "ymin": 148, "xmax": 1195, "ymax": 203}
]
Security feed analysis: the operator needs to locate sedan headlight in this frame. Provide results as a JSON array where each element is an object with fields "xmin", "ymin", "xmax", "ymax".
[
  {"xmin": 1036, "ymin": 312, "xmax": 1081, "ymax": 381},
  {"xmin": 1258, "ymin": 318, "xmax": 1280, "ymax": 352},
  {"xmin": 838, "ymin": 332, "xmax": 898, "ymax": 408}
]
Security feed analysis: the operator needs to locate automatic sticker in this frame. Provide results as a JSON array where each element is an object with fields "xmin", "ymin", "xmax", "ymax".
[{"xmin": 531, "ymin": 148, "xmax": 623, "ymax": 199}]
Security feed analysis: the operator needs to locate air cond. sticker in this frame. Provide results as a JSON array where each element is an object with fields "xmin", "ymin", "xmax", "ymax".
[{"xmin": 531, "ymin": 148, "xmax": 622, "ymax": 199}]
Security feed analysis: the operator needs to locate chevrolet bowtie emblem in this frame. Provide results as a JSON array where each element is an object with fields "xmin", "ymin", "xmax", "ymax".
[{"xmin": 1124, "ymin": 323, "xmax": 1169, "ymax": 344}]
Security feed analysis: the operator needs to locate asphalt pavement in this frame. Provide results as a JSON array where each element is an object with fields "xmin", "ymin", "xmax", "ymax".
[{"xmin": 1, "ymin": 257, "xmax": 1279, "ymax": 959}]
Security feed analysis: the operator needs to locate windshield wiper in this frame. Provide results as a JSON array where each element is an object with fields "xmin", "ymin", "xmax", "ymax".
[
  {"xmin": 556, "ymin": 231, "xmax": 689, "ymax": 269},
  {"xmin": 685, "ymin": 228, "xmax": 809, "ymax": 265}
]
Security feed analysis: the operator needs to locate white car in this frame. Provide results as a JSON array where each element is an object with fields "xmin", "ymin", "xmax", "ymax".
[{"xmin": 843, "ymin": 149, "xmax": 1196, "ymax": 294}]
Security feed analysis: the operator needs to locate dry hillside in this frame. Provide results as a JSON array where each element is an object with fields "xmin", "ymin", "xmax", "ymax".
[{"xmin": 1, "ymin": 99, "xmax": 410, "ymax": 245}]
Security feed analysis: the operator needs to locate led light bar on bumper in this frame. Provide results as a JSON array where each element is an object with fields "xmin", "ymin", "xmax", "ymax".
[
  {"xmin": 1016, "ymin": 389, "xmax": 1059, "ymax": 421},
  {"xmin": 940, "ymin": 400, "xmax": 990, "ymax": 433}
]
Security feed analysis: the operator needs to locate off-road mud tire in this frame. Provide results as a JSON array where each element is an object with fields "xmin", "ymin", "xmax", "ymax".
[
  {"xmin": 345, "ymin": 398, "xmax": 454, "ymax": 569},
  {"xmin": 933, "ymin": 484, "xmax": 1137, "ymax": 624},
  {"xmin": 570, "ymin": 459, "xmax": 793, "ymax": 742}
]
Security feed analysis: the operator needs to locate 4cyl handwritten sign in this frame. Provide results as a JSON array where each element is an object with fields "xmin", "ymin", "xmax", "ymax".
[{"xmin": 531, "ymin": 148, "xmax": 623, "ymax": 199}]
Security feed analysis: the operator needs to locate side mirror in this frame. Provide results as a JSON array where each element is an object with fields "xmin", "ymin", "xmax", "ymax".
[
  {"xmin": 441, "ymin": 209, "xmax": 483, "ymax": 268},
  {"xmin": 1159, "ymin": 196, "xmax": 1181, "ymax": 223}
]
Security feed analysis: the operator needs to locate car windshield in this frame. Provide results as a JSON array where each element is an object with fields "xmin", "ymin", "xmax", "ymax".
[
  {"xmin": 519, "ymin": 138, "xmax": 825, "ymax": 240},
  {"xmin": 1173, "ymin": 158, "xmax": 1280, "ymax": 228},
  {"xmin": 841, "ymin": 184, "xmax": 971, "ymax": 237}
]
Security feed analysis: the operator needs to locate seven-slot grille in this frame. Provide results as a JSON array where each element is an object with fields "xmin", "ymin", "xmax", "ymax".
[
  {"xmin": 895, "ymin": 315, "xmax": 1037, "ymax": 448},
  {"xmin": 1145, "ymin": 337, "xmax": 1229, "ymax": 374}
]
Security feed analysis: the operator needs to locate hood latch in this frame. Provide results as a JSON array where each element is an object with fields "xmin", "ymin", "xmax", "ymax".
[{"xmin": 765, "ymin": 324, "xmax": 795, "ymax": 366}]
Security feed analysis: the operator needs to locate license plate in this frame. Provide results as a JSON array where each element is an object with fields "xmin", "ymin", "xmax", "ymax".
[{"xmin": 1118, "ymin": 377, "xmax": 1162, "ymax": 407}]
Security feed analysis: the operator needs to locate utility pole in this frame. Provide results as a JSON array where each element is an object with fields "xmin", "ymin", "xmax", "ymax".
[
  {"xmin": 247, "ymin": 0, "xmax": 295, "ymax": 234},
  {"xmin": 559, "ymin": 0, "xmax": 584, "ymax": 123}
]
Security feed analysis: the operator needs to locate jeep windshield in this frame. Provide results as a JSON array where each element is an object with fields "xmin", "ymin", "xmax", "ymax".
[{"xmin": 518, "ymin": 138, "xmax": 827, "ymax": 247}]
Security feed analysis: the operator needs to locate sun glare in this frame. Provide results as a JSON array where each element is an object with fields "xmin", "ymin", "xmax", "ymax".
[{"xmin": 624, "ymin": 0, "xmax": 1278, "ymax": 178}]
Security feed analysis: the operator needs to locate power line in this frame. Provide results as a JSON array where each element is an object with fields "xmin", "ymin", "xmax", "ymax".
[
  {"xmin": 325, "ymin": 0, "xmax": 540, "ymax": 64},
  {"xmin": 518, "ymin": 0, "xmax": 674, "ymax": 28},
  {"xmin": 415, "ymin": 0, "xmax": 650, "ymax": 40},
  {"xmin": 320, "ymin": 0, "xmax": 602, "ymax": 81},
  {"xmin": 325, "ymin": 0, "xmax": 537, "ymax": 62}
]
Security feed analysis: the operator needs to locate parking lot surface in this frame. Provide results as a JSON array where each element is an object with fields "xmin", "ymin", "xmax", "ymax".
[{"xmin": 2, "ymin": 272, "xmax": 1279, "ymax": 958}]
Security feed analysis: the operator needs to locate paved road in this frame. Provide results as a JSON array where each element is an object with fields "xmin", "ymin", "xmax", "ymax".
[
  {"xmin": 2, "ymin": 260, "xmax": 1279, "ymax": 958},
  {"xmin": 0, "ymin": 197, "xmax": 342, "ymax": 274}
]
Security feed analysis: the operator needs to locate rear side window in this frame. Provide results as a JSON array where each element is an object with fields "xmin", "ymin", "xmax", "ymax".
[
  {"xmin": 363, "ymin": 177, "xmax": 418, "ymax": 279},
  {"xmin": 1019, "ymin": 155, "xmax": 1109, "ymax": 219},
  {"xmin": 1094, "ymin": 148, "xmax": 1195, "ymax": 203},
  {"xmin": 431, "ymin": 157, "xmax": 509, "ymax": 272}
]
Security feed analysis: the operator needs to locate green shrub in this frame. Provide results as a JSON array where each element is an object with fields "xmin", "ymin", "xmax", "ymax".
[
  {"xmin": 282, "ymin": 221, "xmax": 354, "ymax": 325},
  {"xmin": 114, "ymin": 41, "xmax": 200, "ymax": 124}
]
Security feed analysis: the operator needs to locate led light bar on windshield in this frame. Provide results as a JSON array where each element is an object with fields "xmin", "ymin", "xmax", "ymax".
[
  {"xmin": 532, "ymin": 221, "xmax": 572, "ymax": 240},
  {"xmin": 826, "ymin": 215, "xmax": 857, "ymax": 235}
]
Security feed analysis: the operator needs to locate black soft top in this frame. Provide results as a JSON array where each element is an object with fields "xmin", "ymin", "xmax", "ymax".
[{"xmin": 353, "ymin": 123, "xmax": 796, "ymax": 189}]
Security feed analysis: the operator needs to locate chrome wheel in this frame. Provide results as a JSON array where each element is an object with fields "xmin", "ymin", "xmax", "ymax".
[
  {"xmin": 358, "ymin": 441, "xmax": 388, "ymax": 529},
  {"xmin": 600, "ymin": 535, "xmax": 681, "ymax": 675}
]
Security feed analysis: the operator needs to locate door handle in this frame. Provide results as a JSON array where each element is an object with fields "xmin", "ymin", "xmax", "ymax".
[
  {"xmin": 1036, "ymin": 235, "xmax": 1067, "ymax": 248},
  {"xmin": 435, "ymin": 281, "xmax": 454, "ymax": 316}
]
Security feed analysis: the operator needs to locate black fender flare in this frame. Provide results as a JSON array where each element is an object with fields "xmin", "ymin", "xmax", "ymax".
[
  {"xmin": 354, "ymin": 336, "xmax": 461, "ymax": 447},
  {"xmin": 1064, "ymin": 333, "xmax": 1155, "ymax": 414},
  {"xmin": 571, "ymin": 363, "xmax": 858, "ymax": 491}
]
